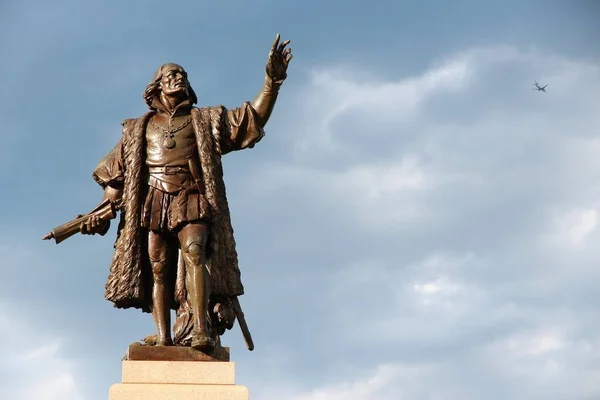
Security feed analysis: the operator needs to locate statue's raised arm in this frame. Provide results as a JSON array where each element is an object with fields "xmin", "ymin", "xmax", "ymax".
[
  {"xmin": 252, "ymin": 33, "xmax": 293, "ymax": 126},
  {"xmin": 220, "ymin": 34, "xmax": 293, "ymax": 155}
]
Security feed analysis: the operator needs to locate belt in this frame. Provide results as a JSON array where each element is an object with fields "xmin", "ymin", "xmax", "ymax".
[{"xmin": 148, "ymin": 165, "xmax": 190, "ymax": 175}]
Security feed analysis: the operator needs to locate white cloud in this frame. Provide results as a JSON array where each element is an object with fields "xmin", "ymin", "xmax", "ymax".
[
  {"xmin": 238, "ymin": 45, "xmax": 600, "ymax": 399},
  {"xmin": 256, "ymin": 363, "xmax": 463, "ymax": 400},
  {"xmin": 254, "ymin": 45, "xmax": 600, "ymax": 237},
  {"xmin": 544, "ymin": 207, "xmax": 598, "ymax": 247},
  {"xmin": 283, "ymin": 364, "xmax": 433, "ymax": 400},
  {"xmin": 259, "ymin": 335, "xmax": 598, "ymax": 400},
  {"xmin": 0, "ymin": 303, "xmax": 84, "ymax": 400},
  {"xmin": 478, "ymin": 330, "xmax": 600, "ymax": 399},
  {"xmin": 255, "ymin": 329, "xmax": 600, "ymax": 400},
  {"xmin": 413, "ymin": 276, "xmax": 462, "ymax": 296},
  {"xmin": 288, "ymin": 56, "xmax": 472, "ymax": 158}
]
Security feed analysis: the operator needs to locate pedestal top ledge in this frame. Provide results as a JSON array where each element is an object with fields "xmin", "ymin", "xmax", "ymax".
[{"xmin": 125, "ymin": 343, "xmax": 231, "ymax": 362}]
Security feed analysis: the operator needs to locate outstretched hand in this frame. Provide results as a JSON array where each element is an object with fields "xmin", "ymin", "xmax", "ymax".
[{"xmin": 265, "ymin": 33, "xmax": 293, "ymax": 84}]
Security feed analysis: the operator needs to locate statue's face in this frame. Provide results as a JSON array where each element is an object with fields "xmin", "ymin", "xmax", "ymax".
[{"xmin": 159, "ymin": 66, "xmax": 190, "ymax": 98}]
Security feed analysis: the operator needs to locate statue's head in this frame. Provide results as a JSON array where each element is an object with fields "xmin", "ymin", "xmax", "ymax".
[{"xmin": 143, "ymin": 63, "xmax": 198, "ymax": 109}]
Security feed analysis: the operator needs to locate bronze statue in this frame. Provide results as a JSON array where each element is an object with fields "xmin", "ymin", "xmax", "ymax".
[{"xmin": 44, "ymin": 34, "xmax": 293, "ymax": 355}]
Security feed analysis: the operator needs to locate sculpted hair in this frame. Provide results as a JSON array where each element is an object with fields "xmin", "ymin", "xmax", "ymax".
[{"xmin": 143, "ymin": 65, "xmax": 198, "ymax": 109}]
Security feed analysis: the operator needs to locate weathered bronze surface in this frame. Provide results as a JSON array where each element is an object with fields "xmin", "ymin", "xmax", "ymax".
[
  {"xmin": 125, "ymin": 343, "xmax": 230, "ymax": 362},
  {"xmin": 44, "ymin": 34, "xmax": 292, "ymax": 357}
]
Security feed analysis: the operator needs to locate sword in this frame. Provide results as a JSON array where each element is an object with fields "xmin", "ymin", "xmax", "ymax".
[{"xmin": 230, "ymin": 296, "xmax": 254, "ymax": 351}]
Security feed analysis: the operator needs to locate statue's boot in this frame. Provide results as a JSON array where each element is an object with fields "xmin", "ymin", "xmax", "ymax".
[
  {"xmin": 191, "ymin": 328, "xmax": 216, "ymax": 352},
  {"xmin": 182, "ymin": 249, "xmax": 215, "ymax": 353},
  {"xmin": 143, "ymin": 334, "xmax": 174, "ymax": 347}
]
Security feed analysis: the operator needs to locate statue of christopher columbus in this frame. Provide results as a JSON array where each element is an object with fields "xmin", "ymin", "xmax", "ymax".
[{"xmin": 44, "ymin": 34, "xmax": 293, "ymax": 355}]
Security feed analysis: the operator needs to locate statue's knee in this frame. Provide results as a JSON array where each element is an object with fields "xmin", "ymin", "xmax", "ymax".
[
  {"xmin": 184, "ymin": 241, "xmax": 205, "ymax": 265},
  {"xmin": 187, "ymin": 242, "xmax": 205, "ymax": 257}
]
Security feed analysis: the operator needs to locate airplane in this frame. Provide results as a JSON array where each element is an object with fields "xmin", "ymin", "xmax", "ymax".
[{"xmin": 532, "ymin": 81, "xmax": 548, "ymax": 92}]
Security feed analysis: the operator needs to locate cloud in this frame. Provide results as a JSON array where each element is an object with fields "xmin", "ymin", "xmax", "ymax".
[
  {"xmin": 233, "ymin": 45, "xmax": 600, "ymax": 399},
  {"xmin": 0, "ymin": 303, "xmax": 85, "ymax": 400},
  {"xmin": 543, "ymin": 207, "xmax": 598, "ymax": 247},
  {"xmin": 283, "ymin": 364, "xmax": 436, "ymax": 400},
  {"xmin": 256, "ymin": 45, "xmax": 600, "ymax": 229},
  {"xmin": 261, "ymin": 327, "xmax": 600, "ymax": 400}
]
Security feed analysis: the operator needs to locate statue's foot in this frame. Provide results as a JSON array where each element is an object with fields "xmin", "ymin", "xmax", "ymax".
[
  {"xmin": 156, "ymin": 338, "xmax": 174, "ymax": 346},
  {"xmin": 142, "ymin": 334, "xmax": 174, "ymax": 346},
  {"xmin": 191, "ymin": 330, "xmax": 215, "ymax": 353}
]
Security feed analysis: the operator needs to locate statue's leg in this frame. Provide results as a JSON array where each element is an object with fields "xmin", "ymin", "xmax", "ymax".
[
  {"xmin": 148, "ymin": 229, "xmax": 173, "ymax": 346},
  {"xmin": 178, "ymin": 221, "xmax": 215, "ymax": 352}
]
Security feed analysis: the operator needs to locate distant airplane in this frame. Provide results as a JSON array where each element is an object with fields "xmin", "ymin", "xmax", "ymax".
[{"xmin": 533, "ymin": 81, "xmax": 548, "ymax": 92}]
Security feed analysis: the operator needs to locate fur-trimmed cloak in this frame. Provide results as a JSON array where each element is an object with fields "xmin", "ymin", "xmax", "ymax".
[{"xmin": 92, "ymin": 103, "xmax": 265, "ymax": 313}]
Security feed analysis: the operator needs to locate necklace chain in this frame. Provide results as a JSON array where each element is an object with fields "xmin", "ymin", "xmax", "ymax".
[
  {"xmin": 151, "ymin": 116, "xmax": 192, "ymax": 138},
  {"xmin": 151, "ymin": 115, "xmax": 192, "ymax": 149}
]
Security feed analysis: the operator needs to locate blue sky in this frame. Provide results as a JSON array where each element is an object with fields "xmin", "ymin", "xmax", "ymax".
[{"xmin": 1, "ymin": 1, "xmax": 599, "ymax": 399}]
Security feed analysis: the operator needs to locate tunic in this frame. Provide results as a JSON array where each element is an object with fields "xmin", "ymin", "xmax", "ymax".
[{"xmin": 141, "ymin": 98, "xmax": 210, "ymax": 232}]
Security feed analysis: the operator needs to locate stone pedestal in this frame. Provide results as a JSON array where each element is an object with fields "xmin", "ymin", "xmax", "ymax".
[{"xmin": 109, "ymin": 344, "xmax": 249, "ymax": 400}]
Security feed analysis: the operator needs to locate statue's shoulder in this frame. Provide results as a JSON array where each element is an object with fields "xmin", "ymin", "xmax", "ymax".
[
  {"xmin": 120, "ymin": 113, "xmax": 154, "ymax": 133},
  {"xmin": 120, "ymin": 118, "xmax": 137, "ymax": 129}
]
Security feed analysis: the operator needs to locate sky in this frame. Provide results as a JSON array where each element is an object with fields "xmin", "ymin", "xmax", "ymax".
[{"xmin": 0, "ymin": 0, "xmax": 599, "ymax": 399}]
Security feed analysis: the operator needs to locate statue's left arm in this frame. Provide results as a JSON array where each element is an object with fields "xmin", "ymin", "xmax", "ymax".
[{"xmin": 220, "ymin": 34, "xmax": 293, "ymax": 155}]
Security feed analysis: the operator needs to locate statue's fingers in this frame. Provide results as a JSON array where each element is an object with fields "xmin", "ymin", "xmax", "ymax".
[
  {"xmin": 285, "ymin": 53, "xmax": 293, "ymax": 64},
  {"xmin": 80, "ymin": 222, "xmax": 87, "ymax": 234},
  {"xmin": 278, "ymin": 39, "xmax": 290, "ymax": 53},
  {"xmin": 271, "ymin": 33, "xmax": 280, "ymax": 52},
  {"xmin": 283, "ymin": 47, "xmax": 292, "ymax": 56}
]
